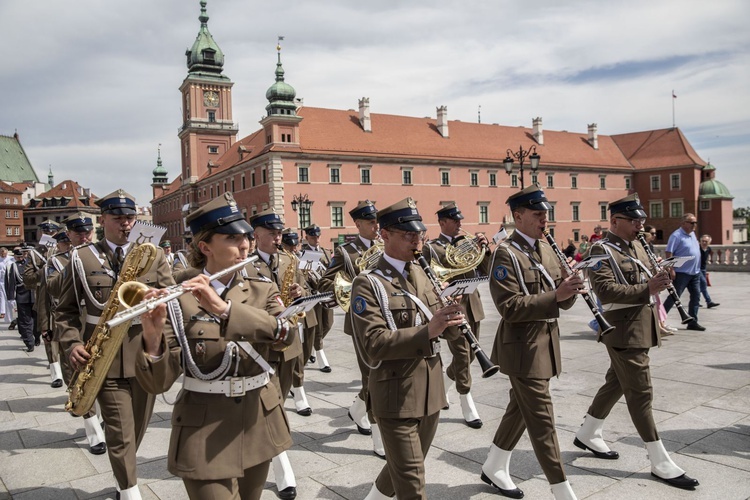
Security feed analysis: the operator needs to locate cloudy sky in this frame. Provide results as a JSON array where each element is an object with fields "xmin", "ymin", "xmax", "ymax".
[{"xmin": 2, "ymin": 0, "xmax": 749, "ymax": 207}]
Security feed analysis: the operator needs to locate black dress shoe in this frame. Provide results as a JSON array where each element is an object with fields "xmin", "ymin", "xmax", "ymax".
[
  {"xmin": 26, "ymin": 345, "xmax": 34, "ymax": 352},
  {"xmin": 51, "ymin": 379, "xmax": 63, "ymax": 388},
  {"xmin": 89, "ymin": 442, "xmax": 107, "ymax": 455},
  {"xmin": 480, "ymin": 472, "xmax": 524, "ymax": 498},
  {"xmin": 707, "ymin": 302, "xmax": 720, "ymax": 308},
  {"xmin": 309, "ymin": 355, "xmax": 316, "ymax": 363},
  {"xmin": 465, "ymin": 418, "xmax": 483, "ymax": 429},
  {"xmin": 278, "ymin": 486, "xmax": 297, "ymax": 499},
  {"xmin": 347, "ymin": 411, "xmax": 372, "ymax": 435},
  {"xmin": 686, "ymin": 322, "xmax": 706, "ymax": 331},
  {"xmin": 574, "ymin": 438, "xmax": 620, "ymax": 459},
  {"xmin": 651, "ymin": 472, "xmax": 699, "ymax": 490},
  {"xmin": 320, "ymin": 365, "xmax": 332, "ymax": 373},
  {"xmin": 9, "ymin": 320, "xmax": 16, "ymax": 330},
  {"xmin": 34, "ymin": 339, "xmax": 41, "ymax": 346},
  {"xmin": 296, "ymin": 407, "xmax": 312, "ymax": 417}
]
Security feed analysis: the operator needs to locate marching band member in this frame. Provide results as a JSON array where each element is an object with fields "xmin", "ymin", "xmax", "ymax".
[
  {"xmin": 248, "ymin": 209, "xmax": 308, "ymax": 500},
  {"xmin": 136, "ymin": 192, "xmax": 295, "ymax": 500},
  {"xmin": 301, "ymin": 224, "xmax": 334, "ymax": 372},
  {"xmin": 352, "ymin": 197, "xmax": 464, "ymax": 500},
  {"xmin": 160, "ymin": 240, "xmax": 174, "ymax": 267},
  {"xmin": 481, "ymin": 185, "xmax": 582, "ymax": 499},
  {"xmin": 56, "ymin": 190, "xmax": 174, "ymax": 500},
  {"xmin": 575, "ymin": 194, "xmax": 699, "ymax": 490},
  {"xmin": 318, "ymin": 200, "xmax": 383, "ymax": 453},
  {"xmin": 424, "ymin": 202, "xmax": 491, "ymax": 428}
]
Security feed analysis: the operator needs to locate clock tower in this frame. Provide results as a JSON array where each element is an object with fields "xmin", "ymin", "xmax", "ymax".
[{"xmin": 178, "ymin": 0, "xmax": 238, "ymax": 203}]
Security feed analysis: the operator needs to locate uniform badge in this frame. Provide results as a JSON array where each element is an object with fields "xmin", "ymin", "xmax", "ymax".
[
  {"xmin": 195, "ymin": 341, "xmax": 206, "ymax": 356},
  {"xmin": 94, "ymin": 289, "xmax": 103, "ymax": 301},
  {"xmin": 352, "ymin": 296, "xmax": 367, "ymax": 315},
  {"xmin": 493, "ymin": 265, "xmax": 508, "ymax": 281},
  {"xmin": 400, "ymin": 311, "xmax": 409, "ymax": 323},
  {"xmin": 593, "ymin": 261, "xmax": 604, "ymax": 271}
]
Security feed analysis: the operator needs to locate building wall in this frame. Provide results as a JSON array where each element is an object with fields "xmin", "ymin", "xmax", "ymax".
[{"xmin": 0, "ymin": 192, "xmax": 24, "ymax": 247}]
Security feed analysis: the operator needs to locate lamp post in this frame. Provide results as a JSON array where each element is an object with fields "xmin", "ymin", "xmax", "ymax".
[
  {"xmin": 504, "ymin": 145, "xmax": 541, "ymax": 189},
  {"xmin": 290, "ymin": 193, "xmax": 312, "ymax": 230}
]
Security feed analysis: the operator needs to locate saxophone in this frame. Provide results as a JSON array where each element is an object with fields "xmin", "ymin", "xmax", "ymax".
[
  {"xmin": 65, "ymin": 243, "xmax": 158, "ymax": 416},
  {"xmin": 278, "ymin": 246, "xmax": 305, "ymax": 325}
]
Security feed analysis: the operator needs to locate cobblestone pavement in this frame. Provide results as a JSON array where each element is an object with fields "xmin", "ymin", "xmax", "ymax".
[{"xmin": 1, "ymin": 272, "xmax": 748, "ymax": 499}]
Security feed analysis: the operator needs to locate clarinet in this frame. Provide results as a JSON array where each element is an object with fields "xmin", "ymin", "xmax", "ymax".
[
  {"xmin": 636, "ymin": 233, "xmax": 694, "ymax": 325},
  {"xmin": 542, "ymin": 230, "xmax": 615, "ymax": 336},
  {"xmin": 413, "ymin": 250, "xmax": 500, "ymax": 378}
]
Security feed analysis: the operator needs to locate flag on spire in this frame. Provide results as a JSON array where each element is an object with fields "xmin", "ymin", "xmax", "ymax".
[{"xmin": 672, "ymin": 90, "xmax": 677, "ymax": 99}]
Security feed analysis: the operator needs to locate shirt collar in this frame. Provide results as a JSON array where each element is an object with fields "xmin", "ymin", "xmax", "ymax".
[
  {"xmin": 203, "ymin": 268, "xmax": 234, "ymax": 296},
  {"xmin": 359, "ymin": 236, "xmax": 373, "ymax": 248},
  {"xmin": 256, "ymin": 249, "xmax": 274, "ymax": 265},
  {"xmin": 383, "ymin": 253, "xmax": 408, "ymax": 277},
  {"xmin": 105, "ymin": 239, "xmax": 131, "ymax": 254},
  {"xmin": 514, "ymin": 229, "xmax": 538, "ymax": 249}
]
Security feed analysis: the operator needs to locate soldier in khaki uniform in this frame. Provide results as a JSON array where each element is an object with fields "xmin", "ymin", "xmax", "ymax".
[
  {"xmin": 575, "ymin": 194, "xmax": 699, "ymax": 490},
  {"xmin": 248, "ymin": 209, "xmax": 309, "ymax": 500},
  {"xmin": 424, "ymin": 202, "xmax": 491, "ymax": 428},
  {"xmin": 136, "ymin": 193, "xmax": 296, "ymax": 500},
  {"xmin": 57, "ymin": 190, "xmax": 174, "ymax": 500},
  {"xmin": 317, "ymin": 200, "xmax": 383, "ymax": 452},
  {"xmin": 352, "ymin": 198, "xmax": 464, "ymax": 500},
  {"xmin": 301, "ymin": 224, "xmax": 334, "ymax": 372},
  {"xmin": 481, "ymin": 185, "xmax": 583, "ymax": 500}
]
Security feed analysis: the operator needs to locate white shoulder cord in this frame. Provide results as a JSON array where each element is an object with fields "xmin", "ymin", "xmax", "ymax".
[
  {"xmin": 340, "ymin": 245, "xmax": 358, "ymax": 278},
  {"xmin": 349, "ymin": 273, "xmax": 397, "ymax": 371}
]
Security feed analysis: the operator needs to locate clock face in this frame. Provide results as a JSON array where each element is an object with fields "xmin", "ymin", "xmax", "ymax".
[{"xmin": 203, "ymin": 90, "xmax": 219, "ymax": 107}]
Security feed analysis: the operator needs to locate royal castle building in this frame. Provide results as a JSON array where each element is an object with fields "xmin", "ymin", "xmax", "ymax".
[{"xmin": 152, "ymin": 1, "xmax": 734, "ymax": 249}]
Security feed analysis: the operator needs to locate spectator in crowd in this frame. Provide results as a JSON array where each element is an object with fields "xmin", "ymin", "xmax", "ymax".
[
  {"xmin": 699, "ymin": 234, "xmax": 719, "ymax": 309},
  {"xmin": 643, "ymin": 225, "xmax": 676, "ymax": 336},
  {"xmin": 590, "ymin": 225, "xmax": 603, "ymax": 243},
  {"xmin": 664, "ymin": 213, "xmax": 704, "ymax": 331},
  {"xmin": 563, "ymin": 238, "xmax": 577, "ymax": 259},
  {"xmin": 575, "ymin": 235, "xmax": 590, "ymax": 262}
]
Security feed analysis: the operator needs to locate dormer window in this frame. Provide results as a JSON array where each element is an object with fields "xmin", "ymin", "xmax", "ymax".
[{"xmin": 203, "ymin": 49, "xmax": 215, "ymax": 62}]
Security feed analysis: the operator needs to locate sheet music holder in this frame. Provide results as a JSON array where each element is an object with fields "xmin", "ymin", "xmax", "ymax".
[
  {"xmin": 39, "ymin": 234, "xmax": 56, "ymax": 247},
  {"xmin": 492, "ymin": 227, "xmax": 508, "ymax": 245},
  {"xmin": 573, "ymin": 254, "xmax": 610, "ymax": 270},
  {"xmin": 277, "ymin": 292, "xmax": 335, "ymax": 321},
  {"xmin": 127, "ymin": 221, "xmax": 167, "ymax": 246},
  {"xmin": 659, "ymin": 255, "xmax": 694, "ymax": 269},
  {"xmin": 440, "ymin": 277, "xmax": 489, "ymax": 299},
  {"xmin": 298, "ymin": 249, "xmax": 326, "ymax": 273}
]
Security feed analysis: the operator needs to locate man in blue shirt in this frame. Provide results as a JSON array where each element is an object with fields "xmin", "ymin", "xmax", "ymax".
[{"xmin": 663, "ymin": 213, "xmax": 704, "ymax": 331}]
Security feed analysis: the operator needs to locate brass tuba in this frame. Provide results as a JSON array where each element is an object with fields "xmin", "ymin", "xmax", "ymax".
[
  {"xmin": 430, "ymin": 231, "xmax": 487, "ymax": 281},
  {"xmin": 334, "ymin": 240, "xmax": 383, "ymax": 312},
  {"xmin": 65, "ymin": 243, "xmax": 158, "ymax": 416}
]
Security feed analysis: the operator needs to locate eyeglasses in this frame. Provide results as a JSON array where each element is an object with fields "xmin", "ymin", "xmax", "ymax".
[
  {"xmin": 615, "ymin": 217, "xmax": 646, "ymax": 226},
  {"xmin": 387, "ymin": 229, "xmax": 426, "ymax": 241},
  {"xmin": 685, "ymin": 221, "xmax": 697, "ymax": 225},
  {"xmin": 649, "ymin": 232, "xmax": 656, "ymax": 235}
]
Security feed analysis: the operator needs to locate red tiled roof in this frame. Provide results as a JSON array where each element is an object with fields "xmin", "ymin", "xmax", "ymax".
[
  {"xmin": 0, "ymin": 181, "xmax": 23, "ymax": 194},
  {"xmin": 611, "ymin": 127, "xmax": 705, "ymax": 170},
  {"xmin": 29, "ymin": 179, "xmax": 97, "ymax": 208}
]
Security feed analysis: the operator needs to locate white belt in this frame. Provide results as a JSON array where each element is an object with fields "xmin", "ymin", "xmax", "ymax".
[
  {"xmin": 183, "ymin": 372, "xmax": 270, "ymax": 397},
  {"xmin": 87, "ymin": 314, "xmax": 140, "ymax": 326}
]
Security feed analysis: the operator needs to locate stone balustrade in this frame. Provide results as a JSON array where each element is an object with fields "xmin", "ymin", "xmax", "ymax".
[{"xmin": 652, "ymin": 244, "xmax": 750, "ymax": 271}]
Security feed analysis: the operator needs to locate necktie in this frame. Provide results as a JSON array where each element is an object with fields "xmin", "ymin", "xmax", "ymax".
[
  {"xmin": 268, "ymin": 255, "xmax": 279, "ymax": 283},
  {"xmin": 114, "ymin": 246, "xmax": 124, "ymax": 274},
  {"xmin": 404, "ymin": 262, "xmax": 419, "ymax": 289}
]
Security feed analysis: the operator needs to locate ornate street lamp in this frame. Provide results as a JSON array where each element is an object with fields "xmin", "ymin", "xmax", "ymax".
[
  {"xmin": 290, "ymin": 193, "xmax": 312, "ymax": 229},
  {"xmin": 504, "ymin": 145, "xmax": 541, "ymax": 189}
]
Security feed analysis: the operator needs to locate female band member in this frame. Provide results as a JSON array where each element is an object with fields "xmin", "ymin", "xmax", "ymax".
[{"xmin": 136, "ymin": 193, "xmax": 295, "ymax": 500}]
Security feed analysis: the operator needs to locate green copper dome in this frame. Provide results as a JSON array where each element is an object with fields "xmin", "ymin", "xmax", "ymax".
[
  {"xmin": 699, "ymin": 179, "xmax": 733, "ymax": 199},
  {"xmin": 265, "ymin": 45, "xmax": 297, "ymax": 116},
  {"xmin": 152, "ymin": 147, "xmax": 168, "ymax": 184},
  {"xmin": 186, "ymin": 1, "xmax": 224, "ymax": 75}
]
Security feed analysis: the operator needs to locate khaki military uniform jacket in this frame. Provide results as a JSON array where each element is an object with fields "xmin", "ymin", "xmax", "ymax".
[
  {"xmin": 56, "ymin": 240, "xmax": 175, "ymax": 378},
  {"xmin": 46, "ymin": 252, "xmax": 70, "ymax": 339},
  {"xmin": 588, "ymin": 232, "xmax": 660, "ymax": 349},
  {"xmin": 489, "ymin": 231, "xmax": 575, "ymax": 379},
  {"xmin": 135, "ymin": 270, "xmax": 293, "ymax": 480},
  {"xmin": 249, "ymin": 250, "xmax": 309, "ymax": 361},
  {"xmin": 351, "ymin": 257, "xmax": 457, "ymax": 419},
  {"xmin": 424, "ymin": 234, "xmax": 489, "ymax": 324},
  {"xmin": 301, "ymin": 242, "xmax": 334, "ymax": 333},
  {"xmin": 318, "ymin": 237, "xmax": 371, "ymax": 335},
  {"xmin": 23, "ymin": 251, "xmax": 49, "ymax": 328}
]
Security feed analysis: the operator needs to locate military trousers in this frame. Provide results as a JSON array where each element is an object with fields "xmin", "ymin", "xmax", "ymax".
[
  {"xmin": 587, "ymin": 346, "xmax": 659, "ymax": 442},
  {"xmin": 97, "ymin": 377, "xmax": 156, "ymax": 489},
  {"xmin": 292, "ymin": 325, "xmax": 317, "ymax": 387},
  {"xmin": 445, "ymin": 318, "xmax": 480, "ymax": 394},
  {"xmin": 492, "ymin": 376, "xmax": 566, "ymax": 484},
  {"xmin": 374, "ymin": 411, "xmax": 440, "ymax": 500},
  {"xmin": 182, "ymin": 460, "xmax": 269, "ymax": 500}
]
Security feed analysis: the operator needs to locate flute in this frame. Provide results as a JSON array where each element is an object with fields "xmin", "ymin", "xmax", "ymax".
[
  {"xmin": 542, "ymin": 230, "xmax": 615, "ymax": 336},
  {"xmin": 413, "ymin": 250, "xmax": 500, "ymax": 378},
  {"xmin": 106, "ymin": 255, "xmax": 260, "ymax": 328},
  {"xmin": 636, "ymin": 233, "xmax": 694, "ymax": 325}
]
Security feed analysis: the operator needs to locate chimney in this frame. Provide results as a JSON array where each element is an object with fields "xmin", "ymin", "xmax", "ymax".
[
  {"xmin": 588, "ymin": 123, "xmax": 598, "ymax": 150},
  {"xmin": 437, "ymin": 106, "xmax": 449, "ymax": 138},
  {"xmin": 532, "ymin": 117, "xmax": 544, "ymax": 145},
  {"xmin": 358, "ymin": 97, "xmax": 371, "ymax": 132}
]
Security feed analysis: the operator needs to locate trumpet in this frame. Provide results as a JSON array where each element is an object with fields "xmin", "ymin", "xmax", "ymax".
[
  {"xmin": 414, "ymin": 250, "xmax": 500, "ymax": 378},
  {"xmin": 636, "ymin": 232, "xmax": 694, "ymax": 325},
  {"xmin": 106, "ymin": 255, "xmax": 260, "ymax": 328},
  {"xmin": 543, "ymin": 230, "xmax": 615, "ymax": 336}
]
